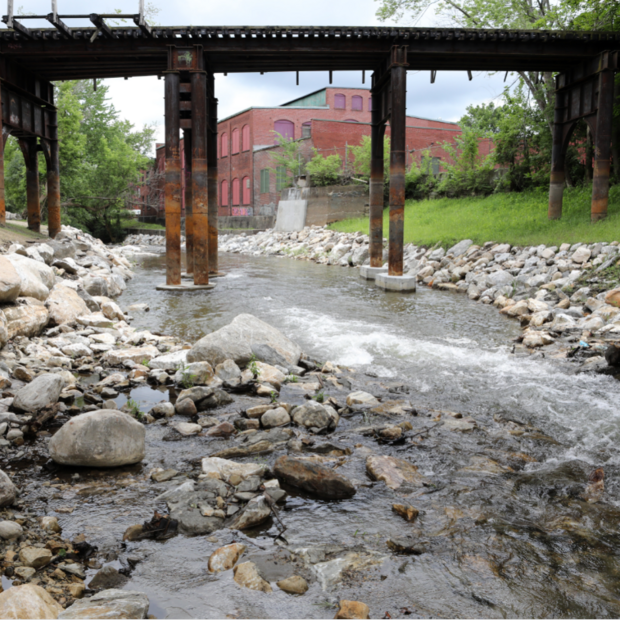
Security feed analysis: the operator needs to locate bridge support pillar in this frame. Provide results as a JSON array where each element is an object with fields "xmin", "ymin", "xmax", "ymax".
[
  {"xmin": 0, "ymin": 90, "xmax": 5, "ymax": 227},
  {"xmin": 548, "ymin": 91, "xmax": 565, "ymax": 220},
  {"xmin": 191, "ymin": 68, "xmax": 210, "ymax": 286},
  {"xmin": 592, "ymin": 68, "xmax": 614, "ymax": 222},
  {"xmin": 19, "ymin": 138, "xmax": 40, "ymax": 233},
  {"xmin": 388, "ymin": 62, "xmax": 406, "ymax": 277},
  {"xmin": 184, "ymin": 128, "xmax": 194, "ymax": 275},
  {"xmin": 47, "ymin": 107, "xmax": 61, "ymax": 238},
  {"xmin": 164, "ymin": 70, "xmax": 182, "ymax": 286},
  {"xmin": 369, "ymin": 91, "xmax": 385, "ymax": 269},
  {"xmin": 207, "ymin": 72, "xmax": 219, "ymax": 275}
]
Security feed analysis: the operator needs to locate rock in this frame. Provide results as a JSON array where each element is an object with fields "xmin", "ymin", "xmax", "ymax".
[
  {"xmin": 19, "ymin": 546, "xmax": 52, "ymax": 569},
  {"xmin": 206, "ymin": 421, "xmax": 236, "ymax": 437},
  {"xmin": 13, "ymin": 373, "xmax": 64, "ymax": 412},
  {"xmin": 261, "ymin": 407, "xmax": 290, "ymax": 428},
  {"xmin": 0, "ymin": 584, "xmax": 63, "ymax": 619},
  {"xmin": 82, "ymin": 276, "xmax": 108, "ymax": 298},
  {"xmin": 366, "ymin": 455, "xmax": 426, "ymax": 490},
  {"xmin": 251, "ymin": 343, "xmax": 294, "ymax": 370},
  {"xmin": 572, "ymin": 246, "xmax": 591, "ymax": 263},
  {"xmin": 605, "ymin": 344, "xmax": 620, "ymax": 366},
  {"xmin": 66, "ymin": 584, "xmax": 85, "ymax": 600},
  {"xmin": 14, "ymin": 567, "xmax": 36, "ymax": 580},
  {"xmin": 0, "ymin": 520, "xmax": 22, "ymax": 539},
  {"xmin": 443, "ymin": 417, "xmax": 476, "ymax": 431},
  {"xmin": 174, "ymin": 422, "xmax": 202, "ymax": 436},
  {"xmin": 208, "ymin": 543, "xmax": 246, "ymax": 573},
  {"xmin": 49, "ymin": 410, "xmax": 145, "ymax": 467},
  {"xmin": 605, "ymin": 288, "xmax": 620, "ymax": 308},
  {"xmin": 346, "ymin": 391, "xmax": 379, "ymax": 408},
  {"xmin": 274, "ymin": 455, "xmax": 356, "ymax": 499},
  {"xmin": 500, "ymin": 300, "xmax": 529, "ymax": 317},
  {"xmin": 98, "ymin": 300, "xmax": 124, "ymax": 322},
  {"xmin": 149, "ymin": 350, "xmax": 188, "ymax": 371},
  {"xmin": 150, "ymin": 468, "xmax": 178, "ymax": 482},
  {"xmin": 48, "ymin": 239, "xmax": 76, "ymax": 260},
  {"xmin": 175, "ymin": 386, "xmax": 232, "ymax": 411},
  {"xmin": 522, "ymin": 330, "xmax": 554, "ymax": 348},
  {"xmin": 392, "ymin": 504, "xmax": 419, "ymax": 522},
  {"xmin": 88, "ymin": 566, "xmax": 127, "ymax": 590},
  {"xmin": 58, "ymin": 589, "xmax": 149, "ymax": 619},
  {"xmin": 486, "ymin": 270, "xmax": 514, "ymax": 288},
  {"xmin": 334, "ymin": 600, "xmax": 370, "ymax": 619},
  {"xmin": 5, "ymin": 254, "xmax": 55, "ymax": 301},
  {"xmin": 447, "ymin": 239, "xmax": 473, "ymax": 257},
  {"xmin": 246, "ymin": 404, "xmax": 272, "ymax": 419},
  {"xmin": 76, "ymin": 313, "xmax": 113, "ymax": 329},
  {"xmin": 230, "ymin": 495, "xmax": 271, "ymax": 529},
  {"xmin": 386, "ymin": 535, "xmax": 426, "ymax": 554},
  {"xmin": 187, "ymin": 313, "xmax": 302, "ymax": 368},
  {"xmin": 103, "ymin": 345, "xmax": 160, "ymax": 366},
  {"xmin": 277, "ymin": 575, "xmax": 308, "ymax": 595},
  {"xmin": 39, "ymin": 516, "xmax": 61, "ymax": 533},
  {"xmin": 201, "ymin": 457, "xmax": 267, "ymax": 482},
  {"xmin": 52, "ymin": 257, "xmax": 79, "ymax": 274},
  {"xmin": 174, "ymin": 398, "xmax": 198, "ymax": 416},
  {"xmin": 215, "ymin": 359, "xmax": 242, "ymax": 383},
  {"xmin": 2, "ymin": 298, "xmax": 49, "ymax": 339},
  {"xmin": 149, "ymin": 401, "xmax": 174, "ymax": 419},
  {"xmin": 291, "ymin": 402, "xmax": 339, "ymax": 430},
  {"xmin": 174, "ymin": 361, "xmax": 214, "ymax": 385},
  {"xmin": 0, "ymin": 256, "xmax": 22, "ymax": 303},
  {"xmin": 0, "ymin": 470, "xmax": 17, "ymax": 507},
  {"xmin": 233, "ymin": 561, "xmax": 272, "ymax": 593},
  {"xmin": 254, "ymin": 362, "xmax": 286, "ymax": 389}
]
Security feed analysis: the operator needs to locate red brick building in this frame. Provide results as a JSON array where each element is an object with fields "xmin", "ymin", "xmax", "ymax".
[{"xmin": 151, "ymin": 86, "xmax": 472, "ymax": 219}]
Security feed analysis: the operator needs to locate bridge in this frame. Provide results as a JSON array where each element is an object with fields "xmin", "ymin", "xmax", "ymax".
[{"xmin": 0, "ymin": 6, "xmax": 617, "ymax": 288}]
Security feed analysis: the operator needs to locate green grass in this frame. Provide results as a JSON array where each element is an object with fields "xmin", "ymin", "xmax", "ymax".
[
  {"xmin": 5, "ymin": 223, "xmax": 47, "ymax": 239},
  {"xmin": 329, "ymin": 185, "xmax": 620, "ymax": 248},
  {"xmin": 121, "ymin": 219, "xmax": 165, "ymax": 231}
]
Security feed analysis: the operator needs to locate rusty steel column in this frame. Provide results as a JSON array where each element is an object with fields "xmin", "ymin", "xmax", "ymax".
[
  {"xmin": 191, "ymin": 69, "xmax": 209, "ymax": 286},
  {"xmin": 183, "ymin": 128, "xmax": 194, "ymax": 275},
  {"xmin": 548, "ymin": 90, "xmax": 565, "ymax": 220},
  {"xmin": 370, "ymin": 90, "xmax": 385, "ymax": 268},
  {"xmin": 0, "ymin": 86, "xmax": 5, "ymax": 227},
  {"xmin": 388, "ymin": 64, "xmax": 406, "ymax": 276},
  {"xmin": 592, "ymin": 69, "xmax": 615, "ymax": 222},
  {"xmin": 207, "ymin": 73, "xmax": 219, "ymax": 274},
  {"xmin": 164, "ymin": 71, "xmax": 182, "ymax": 286},
  {"xmin": 21, "ymin": 138, "xmax": 41, "ymax": 233},
  {"xmin": 47, "ymin": 106, "xmax": 61, "ymax": 238}
]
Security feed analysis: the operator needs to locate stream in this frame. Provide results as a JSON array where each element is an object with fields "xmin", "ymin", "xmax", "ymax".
[{"xmin": 13, "ymin": 249, "xmax": 620, "ymax": 618}]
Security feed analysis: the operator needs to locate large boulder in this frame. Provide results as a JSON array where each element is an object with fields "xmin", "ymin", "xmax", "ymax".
[
  {"xmin": 274, "ymin": 455, "xmax": 356, "ymax": 499},
  {"xmin": 102, "ymin": 345, "xmax": 160, "ymax": 366},
  {"xmin": 48, "ymin": 239, "xmax": 76, "ymax": 260},
  {"xmin": 0, "ymin": 256, "xmax": 22, "ymax": 303},
  {"xmin": 1, "ymin": 298, "xmax": 49, "ymax": 339},
  {"xmin": 291, "ymin": 402, "xmax": 339, "ymax": 430},
  {"xmin": 0, "ymin": 469, "xmax": 17, "ymax": 507},
  {"xmin": 0, "ymin": 584, "xmax": 63, "ymax": 619},
  {"xmin": 187, "ymin": 314, "xmax": 302, "ymax": 367},
  {"xmin": 82, "ymin": 276, "xmax": 108, "ymax": 298},
  {"xmin": 13, "ymin": 373, "xmax": 65, "ymax": 413},
  {"xmin": 5, "ymin": 254, "xmax": 55, "ymax": 301},
  {"xmin": 46, "ymin": 284, "xmax": 90, "ymax": 326},
  {"xmin": 49, "ymin": 410, "xmax": 145, "ymax": 467},
  {"xmin": 58, "ymin": 589, "xmax": 149, "ymax": 619}
]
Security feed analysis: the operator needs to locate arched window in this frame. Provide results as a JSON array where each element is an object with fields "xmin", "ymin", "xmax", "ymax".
[
  {"xmin": 221, "ymin": 133, "xmax": 228, "ymax": 157},
  {"xmin": 344, "ymin": 119, "xmax": 359, "ymax": 123},
  {"xmin": 242, "ymin": 176, "xmax": 251, "ymax": 205},
  {"xmin": 232, "ymin": 128, "xmax": 240, "ymax": 154},
  {"xmin": 273, "ymin": 120, "xmax": 295, "ymax": 142},
  {"xmin": 242, "ymin": 125, "xmax": 250, "ymax": 151},
  {"xmin": 368, "ymin": 98, "xmax": 373, "ymax": 112},
  {"xmin": 352, "ymin": 95, "xmax": 363, "ymax": 111},
  {"xmin": 220, "ymin": 179, "xmax": 229, "ymax": 206},
  {"xmin": 232, "ymin": 178, "xmax": 240, "ymax": 206},
  {"xmin": 334, "ymin": 94, "xmax": 346, "ymax": 109}
]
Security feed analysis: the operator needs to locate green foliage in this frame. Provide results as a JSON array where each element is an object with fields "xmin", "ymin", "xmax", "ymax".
[
  {"xmin": 249, "ymin": 358, "xmax": 261, "ymax": 379},
  {"xmin": 305, "ymin": 149, "xmax": 343, "ymax": 186},
  {"xmin": 404, "ymin": 152, "xmax": 439, "ymax": 200},
  {"xmin": 330, "ymin": 185, "xmax": 620, "ymax": 248},
  {"xmin": 126, "ymin": 398, "xmax": 143, "ymax": 420},
  {"xmin": 270, "ymin": 133, "xmax": 302, "ymax": 189},
  {"xmin": 4, "ymin": 137, "xmax": 27, "ymax": 214},
  {"xmin": 177, "ymin": 362, "xmax": 197, "ymax": 389},
  {"xmin": 270, "ymin": 391, "xmax": 279, "ymax": 404},
  {"xmin": 286, "ymin": 375, "xmax": 299, "ymax": 383},
  {"xmin": 348, "ymin": 135, "xmax": 391, "ymax": 179},
  {"xmin": 313, "ymin": 391, "xmax": 325, "ymax": 403}
]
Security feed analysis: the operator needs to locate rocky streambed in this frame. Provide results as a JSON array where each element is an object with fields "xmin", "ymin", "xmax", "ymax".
[{"xmin": 0, "ymin": 229, "xmax": 619, "ymax": 618}]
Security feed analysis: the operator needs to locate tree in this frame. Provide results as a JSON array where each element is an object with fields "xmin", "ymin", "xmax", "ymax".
[
  {"xmin": 348, "ymin": 135, "xmax": 391, "ymax": 179},
  {"xmin": 306, "ymin": 150, "xmax": 343, "ymax": 186},
  {"xmin": 269, "ymin": 132, "xmax": 302, "ymax": 190}
]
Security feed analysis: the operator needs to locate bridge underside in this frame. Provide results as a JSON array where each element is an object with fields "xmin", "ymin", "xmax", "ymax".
[{"xmin": 0, "ymin": 22, "xmax": 616, "ymax": 283}]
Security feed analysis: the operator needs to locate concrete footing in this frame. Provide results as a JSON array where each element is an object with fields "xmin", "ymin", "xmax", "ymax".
[
  {"xmin": 360, "ymin": 266, "xmax": 388, "ymax": 280},
  {"xmin": 181, "ymin": 272, "xmax": 226, "ymax": 279},
  {"xmin": 156, "ymin": 283, "xmax": 216, "ymax": 291},
  {"xmin": 375, "ymin": 273, "xmax": 417, "ymax": 292}
]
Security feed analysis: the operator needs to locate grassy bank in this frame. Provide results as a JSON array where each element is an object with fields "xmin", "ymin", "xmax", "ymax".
[
  {"xmin": 329, "ymin": 185, "xmax": 620, "ymax": 248},
  {"xmin": 121, "ymin": 220, "xmax": 165, "ymax": 231}
]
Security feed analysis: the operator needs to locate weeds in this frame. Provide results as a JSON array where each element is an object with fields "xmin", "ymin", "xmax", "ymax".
[
  {"xmin": 270, "ymin": 391, "xmax": 279, "ymax": 404},
  {"xmin": 126, "ymin": 398, "xmax": 143, "ymax": 421},
  {"xmin": 313, "ymin": 391, "xmax": 325, "ymax": 403},
  {"xmin": 285, "ymin": 375, "xmax": 299, "ymax": 384},
  {"xmin": 141, "ymin": 358, "xmax": 150, "ymax": 368},
  {"xmin": 177, "ymin": 362, "xmax": 197, "ymax": 389}
]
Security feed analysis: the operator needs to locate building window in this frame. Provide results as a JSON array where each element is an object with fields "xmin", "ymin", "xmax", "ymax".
[
  {"xmin": 352, "ymin": 95, "xmax": 363, "ymax": 111},
  {"xmin": 232, "ymin": 178, "xmax": 240, "ymax": 205},
  {"xmin": 368, "ymin": 98, "xmax": 373, "ymax": 112},
  {"xmin": 422, "ymin": 156, "xmax": 441, "ymax": 176},
  {"xmin": 221, "ymin": 133, "xmax": 228, "ymax": 157},
  {"xmin": 302, "ymin": 122, "xmax": 312, "ymax": 138},
  {"xmin": 334, "ymin": 94, "xmax": 346, "ymax": 109},
  {"xmin": 220, "ymin": 179, "xmax": 229, "ymax": 206},
  {"xmin": 232, "ymin": 128, "xmax": 240, "ymax": 154},
  {"xmin": 242, "ymin": 176, "xmax": 251, "ymax": 205},
  {"xmin": 274, "ymin": 120, "xmax": 295, "ymax": 142},
  {"xmin": 242, "ymin": 125, "xmax": 250, "ymax": 151},
  {"xmin": 260, "ymin": 169, "xmax": 270, "ymax": 193},
  {"xmin": 276, "ymin": 166, "xmax": 288, "ymax": 191}
]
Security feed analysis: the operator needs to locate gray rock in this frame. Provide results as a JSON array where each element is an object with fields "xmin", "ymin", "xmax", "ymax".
[
  {"xmin": 149, "ymin": 401, "xmax": 174, "ymax": 419},
  {"xmin": 76, "ymin": 288, "xmax": 100, "ymax": 312},
  {"xmin": 261, "ymin": 407, "xmax": 290, "ymax": 428},
  {"xmin": 58, "ymin": 589, "xmax": 149, "ymax": 619},
  {"xmin": 215, "ymin": 359, "xmax": 242, "ymax": 383},
  {"xmin": 175, "ymin": 398, "xmax": 198, "ymax": 416},
  {"xmin": 13, "ymin": 373, "xmax": 64, "ymax": 412},
  {"xmin": 0, "ymin": 520, "xmax": 21, "ymax": 539},
  {"xmin": 88, "ymin": 566, "xmax": 128, "ymax": 590},
  {"xmin": 52, "ymin": 258, "xmax": 79, "ymax": 274},
  {"xmin": 251, "ymin": 344, "xmax": 293, "ymax": 370},
  {"xmin": 291, "ymin": 402, "xmax": 339, "ymax": 430},
  {"xmin": 48, "ymin": 239, "xmax": 76, "ymax": 260},
  {"xmin": 83, "ymin": 276, "xmax": 108, "ymax": 298},
  {"xmin": 230, "ymin": 496, "xmax": 271, "ymax": 530},
  {"xmin": 49, "ymin": 410, "xmax": 145, "ymax": 467},
  {"xmin": 447, "ymin": 239, "xmax": 473, "ymax": 257}
]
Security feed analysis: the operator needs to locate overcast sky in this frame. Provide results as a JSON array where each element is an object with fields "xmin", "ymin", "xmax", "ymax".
[{"xmin": 4, "ymin": 0, "xmax": 512, "ymax": 152}]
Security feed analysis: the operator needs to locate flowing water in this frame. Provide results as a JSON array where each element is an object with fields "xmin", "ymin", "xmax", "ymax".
[{"xmin": 14, "ymin": 250, "xmax": 620, "ymax": 618}]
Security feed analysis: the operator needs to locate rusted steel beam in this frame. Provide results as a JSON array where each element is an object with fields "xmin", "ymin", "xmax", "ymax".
[
  {"xmin": 164, "ymin": 71, "xmax": 181, "ymax": 286},
  {"xmin": 47, "ymin": 107, "xmax": 61, "ymax": 238},
  {"xmin": 548, "ymin": 90, "xmax": 566, "ymax": 220},
  {"xmin": 207, "ymin": 72, "xmax": 218, "ymax": 274},
  {"xmin": 0, "ymin": 87, "xmax": 5, "ymax": 227},
  {"xmin": 191, "ymin": 68, "xmax": 209, "ymax": 286},
  {"xmin": 388, "ymin": 62, "xmax": 407, "ymax": 276},
  {"xmin": 183, "ymin": 128, "xmax": 194, "ymax": 275},
  {"xmin": 592, "ymin": 68, "xmax": 614, "ymax": 222},
  {"xmin": 369, "ymin": 88, "xmax": 385, "ymax": 268},
  {"xmin": 18, "ymin": 138, "xmax": 40, "ymax": 233}
]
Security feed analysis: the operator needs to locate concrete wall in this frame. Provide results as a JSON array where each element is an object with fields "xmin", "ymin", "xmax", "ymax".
[{"xmin": 219, "ymin": 215, "xmax": 275, "ymax": 230}]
